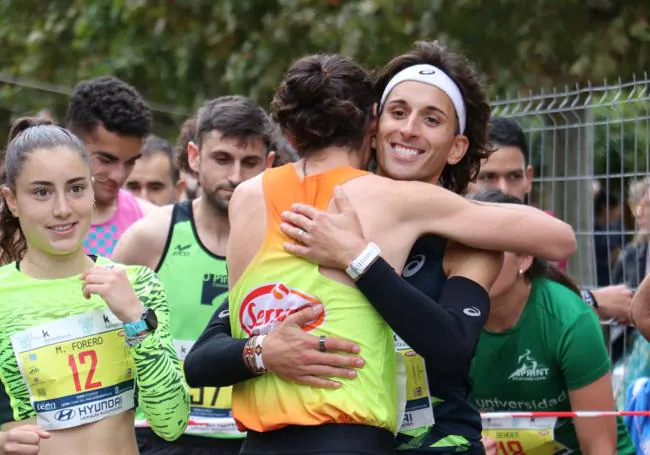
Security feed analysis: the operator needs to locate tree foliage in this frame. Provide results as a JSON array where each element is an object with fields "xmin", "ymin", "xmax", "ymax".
[{"xmin": 0, "ymin": 0, "xmax": 648, "ymax": 140}]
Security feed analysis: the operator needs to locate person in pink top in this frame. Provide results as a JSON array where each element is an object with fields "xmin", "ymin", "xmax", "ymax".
[
  {"xmin": 470, "ymin": 116, "xmax": 633, "ymax": 324},
  {"xmin": 65, "ymin": 76, "xmax": 156, "ymax": 257}
]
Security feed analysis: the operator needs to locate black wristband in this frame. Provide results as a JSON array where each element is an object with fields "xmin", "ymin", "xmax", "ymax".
[{"xmin": 581, "ymin": 289, "xmax": 599, "ymax": 309}]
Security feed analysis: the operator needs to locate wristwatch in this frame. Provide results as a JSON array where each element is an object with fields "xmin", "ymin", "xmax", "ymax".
[
  {"xmin": 123, "ymin": 307, "xmax": 158, "ymax": 337},
  {"xmin": 345, "ymin": 242, "xmax": 382, "ymax": 281},
  {"xmin": 581, "ymin": 289, "xmax": 599, "ymax": 310}
]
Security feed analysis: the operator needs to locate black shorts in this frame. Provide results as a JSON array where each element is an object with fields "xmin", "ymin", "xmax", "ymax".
[
  {"xmin": 136, "ymin": 427, "xmax": 244, "ymax": 455},
  {"xmin": 240, "ymin": 423, "xmax": 395, "ymax": 455}
]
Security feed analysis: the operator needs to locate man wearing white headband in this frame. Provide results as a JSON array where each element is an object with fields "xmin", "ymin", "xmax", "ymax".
[{"xmin": 277, "ymin": 41, "xmax": 499, "ymax": 454}]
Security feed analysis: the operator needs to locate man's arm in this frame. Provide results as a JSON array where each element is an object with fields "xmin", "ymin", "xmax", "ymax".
[
  {"xmin": 183, "ymin": 300, "xmax": 253, "ymax": 388},
  {"xmin": 280, "ymin": 193, "xmax": 502, "ymax": 367},
  {"xmin": 353, "ymin": 243, "xmax": 501, "ymax": 366},
  {"xmin": 392, "ymin": 180, "xmax": 576, "ymax": 261},
  {"xmin": 184, "ymin": 301, "xmax": 363, "ymax": 388},
  {"xmin": 631, "ymin": 273, "xmax": 650, "ymax": 339},
  {"xmin": 112, "ymin": 205, "xmax": 172, "ymax": 269}
]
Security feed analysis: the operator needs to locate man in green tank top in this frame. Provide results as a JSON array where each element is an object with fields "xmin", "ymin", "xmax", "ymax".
[{"xmin": 113, "ymin": 96, "xmax": 276, "ymax": 455}]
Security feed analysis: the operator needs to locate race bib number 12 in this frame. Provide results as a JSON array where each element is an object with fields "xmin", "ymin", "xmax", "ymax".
[{"xmin": 11, "ymin": 309, "xmax": 135, "ymax": 430}]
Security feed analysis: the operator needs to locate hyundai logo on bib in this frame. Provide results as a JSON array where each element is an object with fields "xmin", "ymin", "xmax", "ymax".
[
  {"xmin": 54, "ymin": 409, "xmax": 76, "ymax": 421},
  {"xmin": 239, "ymin": 283, "xmax": 325, "ymax": 336}
]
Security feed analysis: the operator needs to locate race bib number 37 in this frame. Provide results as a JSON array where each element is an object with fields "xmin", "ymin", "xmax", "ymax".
[
  {"xmin": 11, "ymin": 310, "xmax": 135, "ymax": 430},
  {"xmin": 173, "ymin": 340, "xmax": 243, "ymax": 436}
]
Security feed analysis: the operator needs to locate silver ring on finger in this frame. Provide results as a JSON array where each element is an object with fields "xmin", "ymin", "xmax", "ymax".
[
  {"xmin": 319, "ymin": 335, "xmax": 327, "ymax": 352},
  {"xmin": 298, "ymin": 228, "xmax": 306, "ymax": 241}
]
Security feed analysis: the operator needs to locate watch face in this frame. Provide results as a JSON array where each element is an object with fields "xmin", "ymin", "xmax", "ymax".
[{"xmin": 145, "ymin": 308, "xmax": 158, "ymax": 330}]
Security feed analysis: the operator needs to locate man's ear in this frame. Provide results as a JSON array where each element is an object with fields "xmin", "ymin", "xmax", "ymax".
[
  {"xmin": 188, "ymin": 141, "xmax": 200, "ymax": 175},
  {"xmin": 265, "ymin": 151, "xmax": 276, "ymax": 169}
]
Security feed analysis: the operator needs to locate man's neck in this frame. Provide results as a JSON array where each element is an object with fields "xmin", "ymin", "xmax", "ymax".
[
  {"xmin": 484, "ymin": 281, "xmax": 532, "ymax": 332},
  {"xmin": 299, "ymin": 146, "xmax": 362, "ymax": 177},
  {"xmin": 92, "ymin": 197, "xmax": 119, "ymax": 225},
  {"xmin": 193, "ymin": 197, "xmax": 230, "ymax": 256},
  {"xmin": 20, "ymin": 248, "xmax": 94, "ymax": 279}
]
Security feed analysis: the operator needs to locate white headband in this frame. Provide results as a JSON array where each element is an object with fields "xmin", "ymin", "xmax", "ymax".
[{"xmin": 379, "ymin": 64, "xmax": 467, "ymax": 134}]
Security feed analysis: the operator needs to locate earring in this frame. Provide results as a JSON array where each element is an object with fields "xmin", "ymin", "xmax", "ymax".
[
  {"xmin": 92, "ymin": 199, "xmax": 96, "ymax": 208},
  {"xmin": 518, "ymin": 269, "xmax": 524, "ymax": 277}
]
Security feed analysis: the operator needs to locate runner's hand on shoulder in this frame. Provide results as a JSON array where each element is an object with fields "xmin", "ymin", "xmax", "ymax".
[
  {"xmin": 81, "ymin": 265, "xmax": 144, "ymax": 323},
  {"xmin": 263, "ymin": 306, "xmax": 365, "ymax": 389},
  {"xmin": 2, "ymin": 425, "xmax": 50, "ymax": 455},
  {"xmin": 281, "ymin": 187, "xmax": 367, "ymax": 270}
]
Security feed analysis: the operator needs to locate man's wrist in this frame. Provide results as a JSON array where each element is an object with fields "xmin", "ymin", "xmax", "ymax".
[
  {"xmin": 243, "ymin": 335, "xmax": 268, "ymax": 375},
  {"xmin": 339, "ymin": 239, "xmax": 368, "ymax": 270},
  {"xmin": 345, "ymin": 242, "xmax": 382, "ymax": 281}
]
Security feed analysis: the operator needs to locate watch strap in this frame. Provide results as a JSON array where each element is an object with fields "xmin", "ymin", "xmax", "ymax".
[{"xmin": 345, "ymin": 242, "xmax": 382, "ymax": 281}]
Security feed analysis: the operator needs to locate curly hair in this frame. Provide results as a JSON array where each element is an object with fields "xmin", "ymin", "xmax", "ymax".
[
  {"xmin": 65, "ymin": 76, "xmax": 152, "ymax": 139},
  {"xmin": 373, "ymin": 41, "xmax": 491, "ymax": 195},
  {"xmin": 271, "ymin": 54, "xmax": 374, "ymax": 157}
]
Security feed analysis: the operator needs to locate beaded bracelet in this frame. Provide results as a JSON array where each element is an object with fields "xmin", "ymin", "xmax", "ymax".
[{"xmin": 243, "ymin": 335, "xmax": 267, "ymax": 375}]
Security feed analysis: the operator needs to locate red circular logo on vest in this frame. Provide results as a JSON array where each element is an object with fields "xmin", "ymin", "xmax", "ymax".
[{"xmin": 239, "ymin": 283, "xmax": 325, "ymax": 336}]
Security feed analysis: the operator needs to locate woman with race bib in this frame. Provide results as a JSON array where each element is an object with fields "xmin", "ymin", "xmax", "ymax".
[
  {"xmin": 468, "ymin": 189, "xmax": 634, "ymax": 454},
  {"xmin": 0, "ymin": 120, "xmax": 189, "ymax": 455}
]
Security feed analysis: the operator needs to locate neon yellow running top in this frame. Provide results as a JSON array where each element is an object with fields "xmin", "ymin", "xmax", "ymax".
[{"xmin": 229, "ymin": 164, "xmax": 398, "ymax": 433}]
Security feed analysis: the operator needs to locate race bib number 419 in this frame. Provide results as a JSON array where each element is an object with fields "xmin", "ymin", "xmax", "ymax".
[
  {"xmin": 482, "ymin": 417, "xmax": 568, "ymax": 455},
  {"xmin": 11, "ymin": 309, "xmax": 135, "ymax": 430}
]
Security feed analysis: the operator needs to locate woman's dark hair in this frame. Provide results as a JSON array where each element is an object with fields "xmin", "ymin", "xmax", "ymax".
[
  {"xmin": 271, "ymin": 54, "xmax": 374, "ymax": 157},
  {"xmin": 468, "ymin": 188, "xmax": 581, "ymax": 296},
  {"xmin": 0, "ymin": 120, "xmax": 89, "ymax": 264},
  {"xmin": 374, "ymin": 41, "xmax": 492, "ymax": 195}
]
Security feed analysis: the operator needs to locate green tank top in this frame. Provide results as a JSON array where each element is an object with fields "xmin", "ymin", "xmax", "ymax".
[
  {"xmin": 134, "ymin": 201, "xmax": 242, "ymax": 439},
  {"xmin": 229, "ymin": 164, "xmax": 399, "ymax": 434}
]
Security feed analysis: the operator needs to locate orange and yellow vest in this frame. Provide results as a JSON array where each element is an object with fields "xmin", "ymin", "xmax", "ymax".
[{"xmin": 229, "ymin": 164, "xmax": 399, "ymax": 433}]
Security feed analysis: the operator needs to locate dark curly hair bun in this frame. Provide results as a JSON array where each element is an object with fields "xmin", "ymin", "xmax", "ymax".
[{"xmin": 271, "ymin": 54, "xmax": 374, "ymax": 157}]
